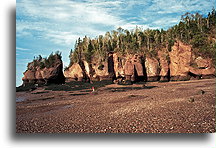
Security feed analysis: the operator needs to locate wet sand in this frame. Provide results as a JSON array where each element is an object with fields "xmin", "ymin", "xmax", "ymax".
[{"xmin": 16, "ymin": 78, "xmax": 215, "ymax": 133}]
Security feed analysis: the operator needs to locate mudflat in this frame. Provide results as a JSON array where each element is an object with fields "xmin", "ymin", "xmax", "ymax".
[{"xmin": 16, "ymin": 79, "xmax": 215, "ymax": 133}]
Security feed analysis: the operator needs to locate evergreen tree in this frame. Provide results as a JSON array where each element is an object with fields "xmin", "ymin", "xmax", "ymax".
[{"xmin": 67, "ymin": 10, "xmax": 216, "ymax": 67}]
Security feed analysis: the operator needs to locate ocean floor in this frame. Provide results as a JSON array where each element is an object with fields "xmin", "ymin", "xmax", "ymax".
[{"xmin": 16, "ymin": 78, "xmax": 215, "ymax": 133}]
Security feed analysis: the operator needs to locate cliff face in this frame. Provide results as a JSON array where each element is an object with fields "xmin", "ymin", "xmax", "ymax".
[
  {"xmin": 189, "ymin": 56, "xmax": 215, "ymax": 79},
  {"xmin": 145, "ymin": 57, "xmax": 160, "ymax": 81},
  {"xmin": 169, "ymin": 41, "xmax": 192, "ymax": 80},
  {"xmin": 64, "ymin": 41, "xmax": 215, "ymax": 83},
  {"xmin": 158, "ymin": 50, "xmax": 169, "ymax": 81},
  {"xmin": 169, "ymin": 41, "xmax": 215, "ymax": 80},
  {"xmin": 62, "ymin": 10, "xmax": 215, "ymax": 83},
  {"xmin": 64, "ymin": 63, "xmax": 84, "ymax": 81},
  {"xmin": 22, "ymin": 54, "xmax": 65, "ymax": 85},
  {"xmin": 22, "ymin": 41, "xmax": 215, "ymax": 85}
]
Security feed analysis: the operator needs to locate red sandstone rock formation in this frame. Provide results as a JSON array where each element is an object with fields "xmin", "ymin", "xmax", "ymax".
[
  {"xmin": 22, "ymin": 55, "xmax": 65, "ymax": 85},
  {"xmin": 113, "ymin": 53, "xmax": 124, "ymax": 78},
  {"xmin": 63, "ymin": 41, "xmax": 215, "ymax": 83},
  {"xmin": 168, "ymin": 41, "xmax": 215, "ymax": 80},
  {"xmin": 64, "ymin": 63, "xmax": 84, "ymax": 81},
  {"xmin": 169, "ymin": 41, "xmax": 192, "ymax": 80},
  {"xmin": 144, "ymin": 57, "xmax": 160, "ymax": 81},
  {"xmin": 158, "ymin": 50, "xmax": 169, "ymax": 81}
]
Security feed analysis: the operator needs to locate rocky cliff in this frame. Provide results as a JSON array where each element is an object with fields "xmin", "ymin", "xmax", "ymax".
[
  {"xmin": 21, "ymin": 41, "xmax": 215, "ymax": 85},
  {"xmin": 21, "ymin": 10, "xmax": 216, "ymax": 86},
  {"xmin": 64, "ymin": 41, "xmax": 215, "ymax": 83},
  {"xmin": 169, "ymin": 41, "xmax": 215, "ymax": 80},
  {"xmin": 22, "ymin": 53, "xmax": 65, "ymax": 85}
]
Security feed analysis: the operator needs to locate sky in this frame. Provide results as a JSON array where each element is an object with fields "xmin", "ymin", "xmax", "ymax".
[{"xmin": 16, "ymin": 0, "xmax": 215, "ymax": 86}]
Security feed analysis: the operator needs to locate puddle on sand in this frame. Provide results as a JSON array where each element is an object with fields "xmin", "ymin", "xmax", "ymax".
[{"xmin": 16, "ymin": 97, "xmax": 25, "ymax": 102}]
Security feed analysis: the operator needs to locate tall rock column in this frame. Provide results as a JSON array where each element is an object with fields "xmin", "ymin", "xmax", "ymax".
[
  {"xmin": 169, "ymin": 41, "xmax": 192, "ymax": 81},
  {"xmin": 145, "ymin": 57, "xmax": 160, "ymax": 81},
  {"xmin": 113, "ymin": 53, "xmax": 124, "ymax": 78},
  {"xmin": 158, "ymin": 50, "xmax": 169, "ymax": 82}
]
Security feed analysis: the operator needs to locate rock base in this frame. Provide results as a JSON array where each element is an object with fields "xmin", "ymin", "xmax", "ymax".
[
  {"xmin": 159, "ymin": 76, "xmax": 169, "ymax": 82},
  {"xmin": 99, "ymin": 76, "xmax": 113, "ymax": 81},
  {"xmin": 170, "ymin": 75, "xmax": 191, "ymax": 81},
  {"xmin": 147, "ymin": 76, "xmax": 160, "ymax": 82},
  {"xmin": 201, "ymin": 74, "xmax": 215, "ymax": 79}
]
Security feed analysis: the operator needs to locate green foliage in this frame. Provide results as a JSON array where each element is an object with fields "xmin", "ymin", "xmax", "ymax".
[
  {"xmin": 85, "ymin": 40, "xmax": 94, "ymax": 63},
  {"xmin": 191, "ymin": 33, "xmax": 208, "ymax": 48},
  {"xmin": 198, "ymin": 44, "xmax": 216, "ymax": 61},
  {"xmin": 45, "ymin": 52, "xmax": 55, "ymax": 68},
  {"xmin": 145, "ymin": 48, "xmax": 158, "ymax": 58},
  {"xmin": 27, "ymin": 51, "xmax": 62, "ymax": 70},
  {"xmin": 168, "ymin": 39, "xmax": 175, "ymax": 52},
  {"xmin": 67, "ymin": 10, "xmax": 216, "ymax": 67},
  {"xmin": 39, "ymin": 62, "xmax": 45, "ymax": 69}
]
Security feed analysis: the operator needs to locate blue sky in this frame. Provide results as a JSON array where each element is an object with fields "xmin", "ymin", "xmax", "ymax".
[{"xmin": 16, "ymin": 0, "xmax": 215, "ymax": 86}]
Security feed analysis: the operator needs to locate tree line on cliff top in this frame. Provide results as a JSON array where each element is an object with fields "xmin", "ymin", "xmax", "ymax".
[
  {"xmin": 27, "ymin": 51, "xmax": 62, "ymax": 70},
  {"xmin": 67, "ymin": 9, "xmax": 215, "ymax": 69}
]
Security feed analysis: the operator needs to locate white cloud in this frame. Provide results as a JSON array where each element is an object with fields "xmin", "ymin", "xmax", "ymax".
[
  {"xmin": 16, "ymin": 47, "xmax": 31, "ymax": 51},
  {"xmin": 16, "ymin": 0, "xmax": 128, "ymax": 46},
  {"xmin": 16, "ymin": 58, "xmax": 32, "ymax": 65},
  {"xmin": 16, "ymin": 0, "xmax": 215, "ymax": 46},
  {"xmin": 17, "ymin": 0, "xmax": 215, "ymax": 39},
  {"xmin": 17, "ymin": 0, "xmax": 124, "ymax": 25},
  {"xmin": 44, "ymin": 31, "xmax": 81, "ymax": 45},
  {"xmin": 150, "ymin": 0, "xmax": 214, "ymax": 14},
  {"xmin": 153, "ymin": 17, "xmax": 180, "ymax": 28}
]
